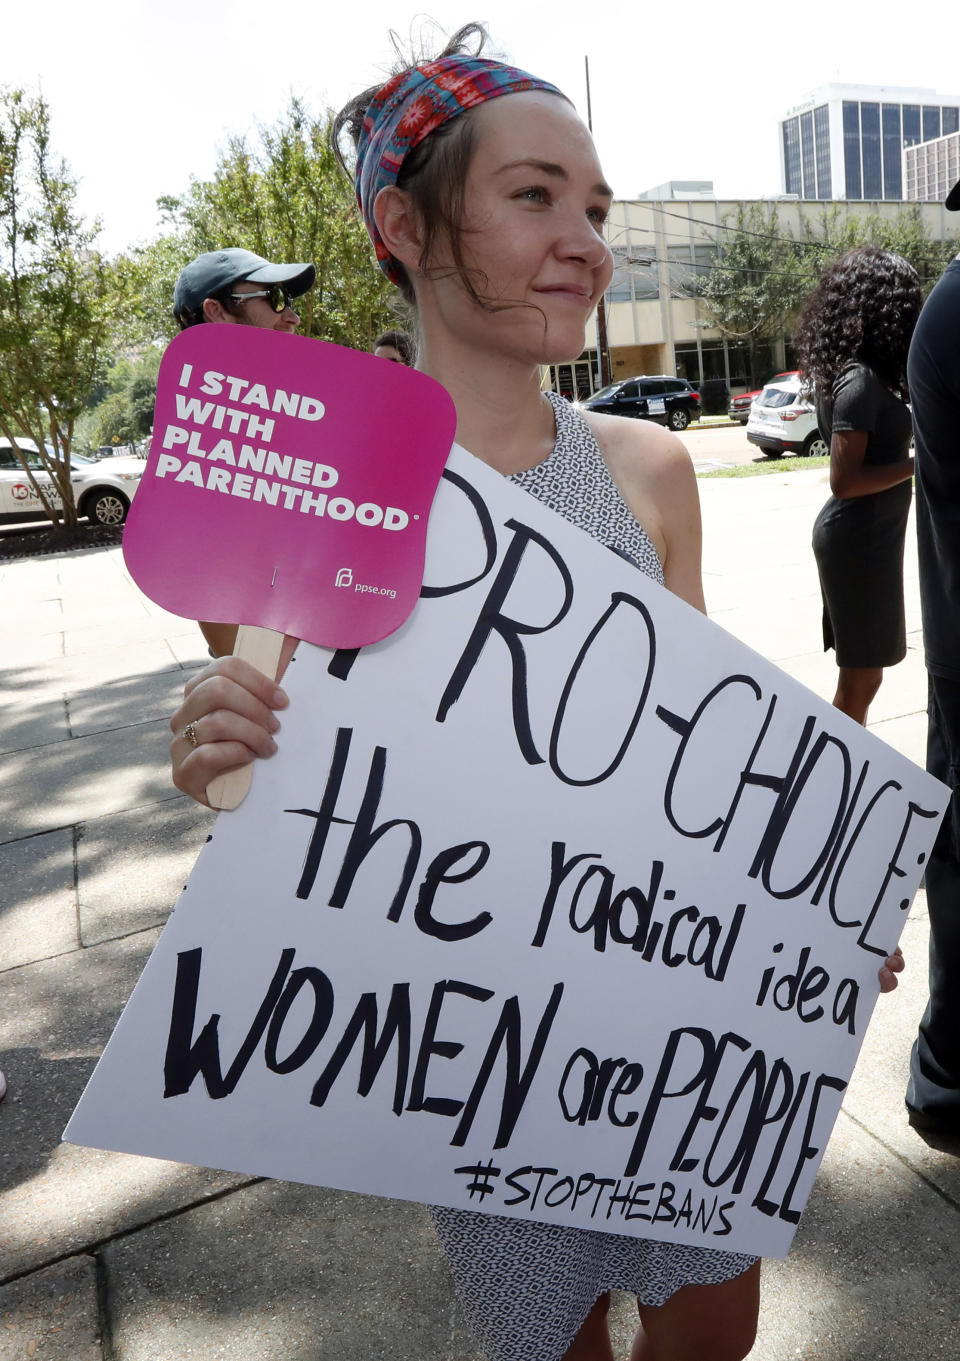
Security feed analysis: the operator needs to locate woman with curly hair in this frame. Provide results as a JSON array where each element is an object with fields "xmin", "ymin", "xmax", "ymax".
[{"xmin": 793, "ymin": 245, "xmax": 922, "ymax": 724}]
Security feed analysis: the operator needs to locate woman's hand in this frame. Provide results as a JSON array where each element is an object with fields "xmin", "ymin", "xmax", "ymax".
[
  {"xmin": 878, "ymin": 947, "xmax": 905, "ymax": 993},
  {"xmin": 170, "ymin": 656, "xmax": 290, "ymax": 806}
]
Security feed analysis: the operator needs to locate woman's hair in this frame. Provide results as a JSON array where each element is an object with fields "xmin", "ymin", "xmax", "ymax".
[
  {"xmin": 374, "ymin": 329, "xmax": 415, "ymax": 363},
  {"xmin": 793, "ymin": 245, "xmax": 922, "ymax": 395},
  {"xmin": 332, "ymin": 22, "xmax": 559, "ymax": 310}
]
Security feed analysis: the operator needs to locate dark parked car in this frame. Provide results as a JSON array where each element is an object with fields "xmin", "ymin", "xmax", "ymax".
[{"xmin": 581, "ymin": 375, "xmax": 701, "ymax": 431}]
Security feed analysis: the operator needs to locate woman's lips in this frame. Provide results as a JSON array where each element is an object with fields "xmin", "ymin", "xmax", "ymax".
[{"xmin": 535, "ymin": 283, "xmax": 592, "ymax": 303}]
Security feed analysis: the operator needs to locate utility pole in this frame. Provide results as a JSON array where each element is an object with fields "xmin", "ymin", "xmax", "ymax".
[{"xmin": 585, "ymin": 55, "xmax": 612, "ymax": 388}]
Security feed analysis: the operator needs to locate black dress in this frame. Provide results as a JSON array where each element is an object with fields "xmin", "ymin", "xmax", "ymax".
[{"xmin": 812, "ymin": 362, "xmax": 913, "ymax": 668}]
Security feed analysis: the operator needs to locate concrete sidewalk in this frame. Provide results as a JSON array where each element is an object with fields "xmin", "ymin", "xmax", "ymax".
[{"xmin": 2, "ymin": 467, "xmax": 958, "ymax": 1360}]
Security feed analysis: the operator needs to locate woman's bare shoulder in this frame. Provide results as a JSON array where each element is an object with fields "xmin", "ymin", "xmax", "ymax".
[
  {"xmin": 580, "ymin": 409, "xmax": 704, "ymax": 611},
  {"xmin": 582, "ymin": 409, "xmax": 696, "ymax": 489}
]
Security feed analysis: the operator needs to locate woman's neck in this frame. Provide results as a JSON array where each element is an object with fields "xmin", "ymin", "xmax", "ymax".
[{"xmin": 416, "ymin": 333, "xmax": 556, "ymax": 476}]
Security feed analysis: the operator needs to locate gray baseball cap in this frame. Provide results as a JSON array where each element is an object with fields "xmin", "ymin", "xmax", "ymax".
[{"xmin": 173, "ymin": 248, "xmax": 316, "ymax": 322}]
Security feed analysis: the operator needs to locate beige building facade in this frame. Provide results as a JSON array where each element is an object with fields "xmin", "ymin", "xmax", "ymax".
[{"xmin": 550, "ymin": 197, "xmax": 959, "ymax": 402}]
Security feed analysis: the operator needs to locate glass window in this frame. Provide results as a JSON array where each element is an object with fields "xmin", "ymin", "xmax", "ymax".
[
  {"xmin": 668, "ymin": 245, "xmax": 700, "ymax": 298},
  {"xmin": 590, "ymin": 380, "xmax": 623, "ymax": 402},
  {"xmin": 843, "ymin": 102, "xmax": 862, "ymax": 197},
  {"xmin": 674, "ymin": 344, "xmax": 701, "ymax": 385},
  {"xmin": 629, "ymin": 262, "xmax": 659, "ymax": 301},
  {"xmin": 620, "ymin": 382, "xmax": 639, "ymax": 398},
  {"xmin": 814, "ymin": 104, "xmax": 831, "ymax": 198},
  {"xmin": 607, "ymin": 247, "xmax": 633, "ymax": 302},
  {"xmin": 861, "ymin": 102, "xmax": 881, "ymax": 198},
  {"xmin": 640, "ymin": 381, "xmax": 665, "ymax": 396},
  {"xmin": 943, "ymin": 107, "xmax": 960, "ymax": 135},
  {"xmin": 882, "ymin": 104, "xmax": 902, "ymax": 198},
  {"xmin": 800, "ymin": 112, "xmax": 815, "ymax": 197},
  {"xmin": 923, "ymin": 105, "xmax": 941, "ymax": 142},
  {"xmin": 782, "ymin": 117, "xmax": 801, "ymax": 195},
  {"xmin": 902, "ymin": 104, "xmax": 921, "ymax": 147}
]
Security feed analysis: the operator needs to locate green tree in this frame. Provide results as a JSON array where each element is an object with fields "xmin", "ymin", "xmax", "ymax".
[
  {"xmin": 0, "ymin": 87, "xmax": 123, "ymax": 526},
  {"xmin": 700, "ymin": 203, "xmax": 960, "ymax": 388},
  {"xmin": 697, "ymin": 204, "xmax": 814, "ymax": 388},
  {"xmin": 120, "ymin": 98, "xmax": 395, "ymax": 350},
  {"xmin": 76, "ymin": 347, "xmax": 162, "ymax": 451}
]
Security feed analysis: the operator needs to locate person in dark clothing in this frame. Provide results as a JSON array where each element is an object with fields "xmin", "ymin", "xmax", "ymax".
[
  {"xmin": 793, "ymin": 246, "xmax": 921, "ymax": 725},
  {"xmin": 906, "ymin": 179, "xmax": 960, "ymax": 1138}
]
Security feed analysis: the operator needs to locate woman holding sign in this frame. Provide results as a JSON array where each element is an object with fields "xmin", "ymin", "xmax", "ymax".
[{"xmin": 170, "ymin": 23, "xmax": 903, "ymax": 1361}]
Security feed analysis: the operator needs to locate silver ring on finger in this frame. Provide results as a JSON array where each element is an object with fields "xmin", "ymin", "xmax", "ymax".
[{"xmin": 182, "ymin": 721, "xmax": 200, "ymax": 748}]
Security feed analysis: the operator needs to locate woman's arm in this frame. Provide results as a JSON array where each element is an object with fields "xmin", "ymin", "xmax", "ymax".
[
  {"xmin": 649, "ymin": 438, "xmax": 706, "ymax": 612},
  {"xmin": 829, "ymin": 429, "xmax": 914, "ymax": 499},
  {"xmin": 200, "ymin": 621, "xmax": 239, "ymax": 657},
  {"xmin": 586, "ymin": 413, "xmax": 706, "ymax": 614}
]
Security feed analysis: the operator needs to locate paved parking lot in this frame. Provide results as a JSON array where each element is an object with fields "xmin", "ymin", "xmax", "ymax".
[{"xmin": 685, "ymin": 420, "xmax": 771, "ymax": 470}]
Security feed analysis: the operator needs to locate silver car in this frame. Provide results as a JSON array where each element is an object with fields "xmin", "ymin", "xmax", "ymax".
[{"xmin": 745, "ymin": 376, "xmax": 828, "ymax": 459}]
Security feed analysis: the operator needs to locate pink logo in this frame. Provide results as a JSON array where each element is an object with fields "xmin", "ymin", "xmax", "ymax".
[{"xmin": 122, "ymin": 328, "xmax": 455, "ymax": 648}]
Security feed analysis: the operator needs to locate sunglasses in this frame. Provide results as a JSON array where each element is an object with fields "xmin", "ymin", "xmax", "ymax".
[{"xmin": 228, "ymin": 284, "xmax": 298, "ymax": 314}]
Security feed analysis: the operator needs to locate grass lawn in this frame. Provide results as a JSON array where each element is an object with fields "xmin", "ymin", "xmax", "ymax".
[{"xmin": 699, "ymin": 456, "xmax": 830, "ymax": 479}]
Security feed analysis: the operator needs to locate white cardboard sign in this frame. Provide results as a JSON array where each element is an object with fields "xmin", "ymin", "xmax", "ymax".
[{"xmin": 65, "ymin": 448, "xmax": 947, "ymax": 1258}]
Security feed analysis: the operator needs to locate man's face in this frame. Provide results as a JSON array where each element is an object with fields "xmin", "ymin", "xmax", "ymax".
[{"xmin": 211, "ymin": 280, "xmax": 301, "ymax": 333}]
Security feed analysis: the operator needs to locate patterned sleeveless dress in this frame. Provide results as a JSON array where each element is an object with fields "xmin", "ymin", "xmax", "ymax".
[{"xmin": 430, "ymin": 391, "xmax": 757, "ymax": 1361}]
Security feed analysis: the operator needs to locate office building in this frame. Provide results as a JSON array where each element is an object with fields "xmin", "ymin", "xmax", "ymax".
[
  {"xmin": 780, "ymin": 85, "xmax": 960, "ymax": 201},
  {"xmin": 904, "ymin": 130, "xmax": 960, "ymax": 203}
]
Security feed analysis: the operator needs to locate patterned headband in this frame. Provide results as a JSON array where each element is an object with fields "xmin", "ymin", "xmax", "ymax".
[{"xmin": 355, "ymin": 54, "xmax": 564, "ymax": 284}]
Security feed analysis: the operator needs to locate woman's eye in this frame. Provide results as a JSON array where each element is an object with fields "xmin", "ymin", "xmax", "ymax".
[
  {"xmin": 587, "ymin": 206, "xmax": 609, "ymax": 227},
  {"xmin": 520, "ymin": 186, "xmax": 548, "ymax": 204}
]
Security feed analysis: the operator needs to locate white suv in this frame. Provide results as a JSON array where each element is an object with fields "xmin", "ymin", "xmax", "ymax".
[
  {"xmin": 746, "ymin": 375, "xmax": 828, "ymax": 459},
  {"xmin": 0, "ymin": 441, "xmax": 143, "ymax": 525}
]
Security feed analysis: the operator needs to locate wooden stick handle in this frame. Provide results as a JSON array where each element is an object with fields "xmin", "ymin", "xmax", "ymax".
[{"xmin": 205, "ymin": 625, "xmax": 285, "ymax": 811}]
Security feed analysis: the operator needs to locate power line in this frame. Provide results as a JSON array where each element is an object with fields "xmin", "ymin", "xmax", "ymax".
[
  {"xmin": 611, "ymin": 250, "xmax": 946, "ymax": 289},
  {"xmin": 614, "ymin": 254, "xmax": 820, "ymax": 283},
  {"xmin": 615, "ymin": 199, "xmax": 950, "ymax": 253}
]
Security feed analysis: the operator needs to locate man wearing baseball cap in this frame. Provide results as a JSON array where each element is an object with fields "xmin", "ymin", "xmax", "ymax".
[
  {"xmin": 173, "ymin": 247, "xmax": 315, "ymax": 333},
  {"xmin": 906, "ymin": 175, "xmax": 960, "ymax": 1142},
  {"xmin": 173, "ymin": 248, "xmax": 315, "ymax": 658}
]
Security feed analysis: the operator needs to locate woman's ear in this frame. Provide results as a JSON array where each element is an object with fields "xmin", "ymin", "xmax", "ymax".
[{"xmin": 374, "ymin": 186, "xmax": 423, "ymax": 274}]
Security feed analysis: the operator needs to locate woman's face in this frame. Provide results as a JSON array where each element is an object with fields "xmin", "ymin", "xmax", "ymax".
[{"xmin": 421, "ymin": 91, "xmax": 614, "ymax": 366}]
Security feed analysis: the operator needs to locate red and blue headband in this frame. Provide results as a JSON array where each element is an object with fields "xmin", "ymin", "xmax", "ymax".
[{"xmin": 355, "ymin": 54, "xmax": 564, "ymax": 284}]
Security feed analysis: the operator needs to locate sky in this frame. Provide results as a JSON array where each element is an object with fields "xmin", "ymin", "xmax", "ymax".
[{"xmin": 6, "ymin": 1, "xmax": 960, "ymax": 256}]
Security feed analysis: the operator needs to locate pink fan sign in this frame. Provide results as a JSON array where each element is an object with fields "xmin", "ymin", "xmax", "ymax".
[{"xmin": 123, "ymin": 326, "xmax": 456, "ymax": 650}]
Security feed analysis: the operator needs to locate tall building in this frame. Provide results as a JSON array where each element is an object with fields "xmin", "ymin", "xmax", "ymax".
[
  {"xmin": 904, "ymin": 130, "xmax": 960, "ymax": 203},
  {"xmin": 779, "ymin": 85, "xmax": 960, "ymax": 200}
]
